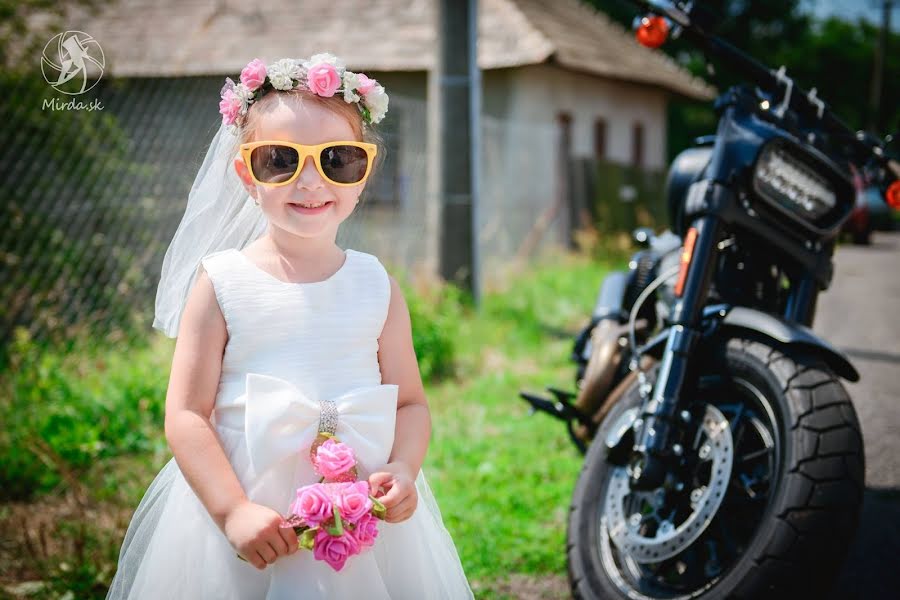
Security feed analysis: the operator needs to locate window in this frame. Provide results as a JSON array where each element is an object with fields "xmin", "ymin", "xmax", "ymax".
[
  {"xmin": 557, "ymin": 112, "xmax": 573, "ymax": 150},
  {"xmin": 557, "ymin": 112, "xmax": 573, "ymax": 168},
  {"xmin": 594, "ymin": 118, "xmax": 607, "ymax": 161},
  {"xmin": 632, "ymin": 122, "xmax": 644, "ymax": 168}
]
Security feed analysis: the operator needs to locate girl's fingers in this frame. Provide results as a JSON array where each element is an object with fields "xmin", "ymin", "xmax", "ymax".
[
  {"xmin": 253, "ymin": 551, "xmax": 269, "ymax": 570},
  {"xmin": 378, "ymin": 482, "xmax": 408, "ymax": 507},
  {"xmin": 270, "ymin": 531, "xmax": 290, "ymax": 556},
  {"xmin": 386, "ymin": 502, "xmax": 415, "ymax": 523},
  {"xmin": 278, "ymin": 525, "xmax": 299, "ymax": 554},
  {"xmin": 368, "ymin": 472, "xmax": 393, "ymax": 495},
  {"xmin": 385, "ymin": 491, "xmax": 418, "ymax": 520},
  {"xmin": 259, "ymin": 543, "xmax": 278, "ymax": 564}
]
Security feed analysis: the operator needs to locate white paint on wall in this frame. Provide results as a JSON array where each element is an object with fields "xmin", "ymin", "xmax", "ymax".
[{"xmin": 507, "ymin": 63, "xmax": 669, "ymax": 169}]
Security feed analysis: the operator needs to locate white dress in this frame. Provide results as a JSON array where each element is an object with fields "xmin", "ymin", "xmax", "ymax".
[{"xmin": 106, "ymin": 248, "xmax": 474, "ymax": 600}]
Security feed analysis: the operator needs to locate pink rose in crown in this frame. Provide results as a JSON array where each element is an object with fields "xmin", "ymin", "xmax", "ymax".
[
  {"xmin": 307, "ymin": 63, "xmax": 341, "ymax": 97},
  {"xmin": 356, "ymin": 73, "xmax": 378, "ymax": 95},
  {"xmin": 218, "ymin": 88, "xmax": 241, "ymax": 125},
  {"xmin": 335, "ymin": 481, "xmax": 373, "ymax": 522},
  {"xmin": 314, "ymin": 438, "xmax": 357, "ymax": 479},
  {"xmin": 313, "ymin": 527, "xmax": 361, "ymax": 571},
  {"xmin": 351, "ymin": 513, "xmax": 380, "ymax": 548},
  {"xmin": 240, "ymin": 58, "xmax": 268, "ymax": 91},
  {"xmin": 290, "ymin": 483, "xmax": 334, "ymax": 526}
]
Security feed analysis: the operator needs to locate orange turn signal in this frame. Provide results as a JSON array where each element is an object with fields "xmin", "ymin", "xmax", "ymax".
[
  {"xmin": 674, "ymin": 227, "xmax": 698, "ymax": 297},
  {"xmin": 636, "ymin": 15, "xmax": 669, "ymax": 49}
]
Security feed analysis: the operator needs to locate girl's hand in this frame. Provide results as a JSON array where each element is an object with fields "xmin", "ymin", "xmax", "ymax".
[
  {"xmin": 223, "ymin": 500, "xmax": 299, "ymax": 570},
  {"xmin": 368, "ymin": 462, "xmax": 418, "ymax": 523}
]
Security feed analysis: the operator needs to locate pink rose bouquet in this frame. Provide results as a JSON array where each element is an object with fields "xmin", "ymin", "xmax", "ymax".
[
  {"xmin": 280, "ymin": 479, "xmax": 384, "ymax": 571},
  {"xmin": 281, "ymin": 435, "xmax": 386, "ymax": 571}
]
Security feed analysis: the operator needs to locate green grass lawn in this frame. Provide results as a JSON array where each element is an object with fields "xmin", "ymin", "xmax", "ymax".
[
  {"xmin": 0, "ymin": 248, "xmax": 625, "ymax": 599},
  {"xmin": 421, "ymin": 251, "xmax": 623, "ymax": 595}
]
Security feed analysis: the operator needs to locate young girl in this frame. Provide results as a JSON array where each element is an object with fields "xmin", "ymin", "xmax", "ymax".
[{"xmin": 106, "ymin": 53, "xmax": 473, "ymax": 599}]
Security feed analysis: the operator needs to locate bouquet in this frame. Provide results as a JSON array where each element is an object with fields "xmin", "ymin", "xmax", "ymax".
[{"xmin": 239, "ymin": 433, "xmax": 386, "ymax": 571}]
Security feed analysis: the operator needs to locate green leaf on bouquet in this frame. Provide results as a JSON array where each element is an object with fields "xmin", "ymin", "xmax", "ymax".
[
  {"xmin": 327, "ymin": 504, "xmax": 344, "ymax": 536},
  {"xmin": 299, "ymin": 527, "xmax": 318, "ymax": 550},
  {"xmin": 370, "ymin": 496, "xmax": 387, "ymax": 520}
]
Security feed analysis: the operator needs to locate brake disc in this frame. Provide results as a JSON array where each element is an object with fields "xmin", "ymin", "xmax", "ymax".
[{"xmin": 603, "ymin": 404, "xmax": 733, "ymax": 564}]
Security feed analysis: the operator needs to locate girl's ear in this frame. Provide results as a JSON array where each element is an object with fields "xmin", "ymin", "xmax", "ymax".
[{"xmin": 233, "ymin": 158, "xmax": 258, "ymax": 198}]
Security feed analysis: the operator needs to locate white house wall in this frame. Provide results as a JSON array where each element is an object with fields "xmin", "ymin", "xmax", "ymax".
[
  {"xmin": 510, "ymin": 63, "xmax": 669, "ymax": 168},
  {"xmin": 339, "ymin": 66, "xmax": 670, "ymax": 283}
]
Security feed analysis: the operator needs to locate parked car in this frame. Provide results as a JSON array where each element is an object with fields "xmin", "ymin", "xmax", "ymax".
[{"xmin": 843, "ymin": 171, "xmax": 895, "ymax": 244}]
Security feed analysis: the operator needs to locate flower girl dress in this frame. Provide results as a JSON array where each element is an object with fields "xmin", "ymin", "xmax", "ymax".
[{"xmin": 106, "ymin": 248, "xmax": 473, "ymax": 600}]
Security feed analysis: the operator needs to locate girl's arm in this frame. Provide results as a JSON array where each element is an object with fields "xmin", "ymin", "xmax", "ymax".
[
  {"xmin": 164, "ymin": 268, "xmax": 296, "ymax": 568},
  {"xmin": 163, "ymin": 268, "xmax": 246, "ymax": 530},
  {"xmin": 377, "ymin": 274, "xmax": 432, "ymax": 476}
]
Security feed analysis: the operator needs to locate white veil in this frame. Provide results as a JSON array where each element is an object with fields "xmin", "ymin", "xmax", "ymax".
[{"xmin": 152, "ymin": 121, "xmax": 268, "ymax": 338}]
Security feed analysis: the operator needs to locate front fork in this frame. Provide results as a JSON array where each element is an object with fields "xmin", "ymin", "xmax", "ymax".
[{"xmin": 629, "ymin": 214, "xmax": 723, "ymax": 490}]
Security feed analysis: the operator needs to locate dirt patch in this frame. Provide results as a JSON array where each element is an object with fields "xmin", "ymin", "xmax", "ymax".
[
  {"xmin": 0, "ymin": 489, "xmax": 127, "ymax": 593},
  {"xmin": 475, "ymin": 572, "xmax": 569, "ymax": 599}
]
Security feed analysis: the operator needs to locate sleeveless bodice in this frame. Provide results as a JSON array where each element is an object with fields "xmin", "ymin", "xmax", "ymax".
[{"xmin": 198, "ymin": 248, "xmax": 392, "ymax": 430}]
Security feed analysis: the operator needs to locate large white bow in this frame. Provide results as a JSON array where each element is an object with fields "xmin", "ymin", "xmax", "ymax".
[{"xmin": 243, "ymin": 373, "xmax": 398, "ymax": 495}]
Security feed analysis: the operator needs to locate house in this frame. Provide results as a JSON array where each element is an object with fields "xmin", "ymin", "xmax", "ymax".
[{"xmin": 62, "ymin": 0, "xmax": 713, "ymax": 281}]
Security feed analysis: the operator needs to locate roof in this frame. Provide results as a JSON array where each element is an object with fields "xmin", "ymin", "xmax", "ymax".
[
  {"xmin": 513, "ymin": 0, "xmax": 715, "ymax": 99},
  {"xmin": 62, "ymin": 0, "xmax": 714, "ymax": 100}
]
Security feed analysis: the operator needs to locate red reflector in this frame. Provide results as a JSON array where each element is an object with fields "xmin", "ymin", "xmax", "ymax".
[{"xmin": 886, "ymin": 180, "xmax": 900, "ymax": 210}]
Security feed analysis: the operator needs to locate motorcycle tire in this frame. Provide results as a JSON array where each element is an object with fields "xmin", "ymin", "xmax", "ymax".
[{"xmin": 567, "ymin": 333, "xmax": 864, "ymax": 600}]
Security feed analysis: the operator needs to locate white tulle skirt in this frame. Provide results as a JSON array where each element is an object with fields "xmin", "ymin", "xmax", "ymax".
[{"xmin": 106, "ymin": 425, "xmax": 474, "ymax": 599}]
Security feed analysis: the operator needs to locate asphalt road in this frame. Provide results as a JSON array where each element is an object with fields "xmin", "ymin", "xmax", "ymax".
[{"xmin": 814, "ymin": 231, "xmax": 900, "ymax": 600}]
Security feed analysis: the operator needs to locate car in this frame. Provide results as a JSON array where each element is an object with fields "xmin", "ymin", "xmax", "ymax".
[{"xmin": 842, "ymin": 175, "xmax": 895, "ymax": 245}]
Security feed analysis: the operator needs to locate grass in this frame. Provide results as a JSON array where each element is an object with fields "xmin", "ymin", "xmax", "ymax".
[
  {"xmin": 419, "ymin": 250, "xmax": 625, "ymax": 595},
  {"xmin": 0, "ymin": 247, "xmax": 626, "ymax": 599}
]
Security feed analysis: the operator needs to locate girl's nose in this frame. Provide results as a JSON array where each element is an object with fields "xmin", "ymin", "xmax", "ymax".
[{"xmin": 295, "ymin": 155, "xmax": 324, "ymax": 190}]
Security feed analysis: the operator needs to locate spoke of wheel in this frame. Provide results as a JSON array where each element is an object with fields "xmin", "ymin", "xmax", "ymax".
[
  {"xmin": 738, "ymin": 446, "xmax": 773, "ymax": 463},
  {"xmin": 732, "ymin": 417, "xmax": 748, "ymax": 452},
  {"xmin": 728, "ymin": 402, "xmax": 745, "ymax": 434}
]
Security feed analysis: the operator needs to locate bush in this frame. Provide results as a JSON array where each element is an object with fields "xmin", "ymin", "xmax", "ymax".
[
  {"xmin": 402, "ymin": 278, "xmax": 467, "ymax": 382},
  {"xmin": 0, "ymin": 328, "xmax": 169, "ymax": 501}
]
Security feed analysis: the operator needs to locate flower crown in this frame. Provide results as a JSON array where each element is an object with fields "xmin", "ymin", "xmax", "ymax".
[{"xmin": 218, "ymin": 53, "xmax": 389, "ymax": 134}]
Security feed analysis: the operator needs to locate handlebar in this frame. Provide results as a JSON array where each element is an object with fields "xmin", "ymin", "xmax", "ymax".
[{"xmin": 627, "ymin": 0, "xmax": 894, "ymax": 177}]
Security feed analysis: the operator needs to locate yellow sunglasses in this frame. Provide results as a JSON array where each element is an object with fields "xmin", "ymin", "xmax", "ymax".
[{"xmin": 239, "ymin": 140, "xmax": 377, "ymax": 187}]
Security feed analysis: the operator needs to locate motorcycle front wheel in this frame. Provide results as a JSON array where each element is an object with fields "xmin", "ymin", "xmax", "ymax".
[{"xmin": 567, "ymin": 333, "xmax": 864, "ymax": 600}]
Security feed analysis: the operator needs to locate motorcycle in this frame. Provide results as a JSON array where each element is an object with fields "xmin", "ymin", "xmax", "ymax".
[{"xmin": 520, "ymin": 1, "xmax": 900, "ymax": 598}]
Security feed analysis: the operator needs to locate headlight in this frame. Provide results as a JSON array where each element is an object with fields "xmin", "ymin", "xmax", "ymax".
[{"xmin": 752, "ymin": 140, "xmax": 837, "ymax": 222}]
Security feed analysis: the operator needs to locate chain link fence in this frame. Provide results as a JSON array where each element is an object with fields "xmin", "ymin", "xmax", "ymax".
[{"xmin": 0, "ymin": 70, "xmax": 426, "ymax": 360}]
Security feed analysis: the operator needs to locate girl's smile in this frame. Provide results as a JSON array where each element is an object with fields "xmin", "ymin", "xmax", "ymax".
[{"xmin": 287, "ymin": 200, "xmax": 335, "ymax": 215}]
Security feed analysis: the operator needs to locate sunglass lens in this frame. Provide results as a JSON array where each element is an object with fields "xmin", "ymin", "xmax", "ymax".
[
  {"xmin": 250, "ymin": 145, "xmax": 300, "ymax": 184},
  {"xmin": 320, "ymin": 145, "xmax": 369, "ymax": 184}
]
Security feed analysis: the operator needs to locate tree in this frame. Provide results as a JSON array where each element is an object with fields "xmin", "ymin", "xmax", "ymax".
[{"xmin": 585, "ymin": 0, "xmax": 899, "ymax": 159}]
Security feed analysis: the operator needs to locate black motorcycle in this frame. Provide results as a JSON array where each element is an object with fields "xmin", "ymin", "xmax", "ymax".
[{"xmin": 520, "ymin": 1, "xmax": 899, "ymax": 598}]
